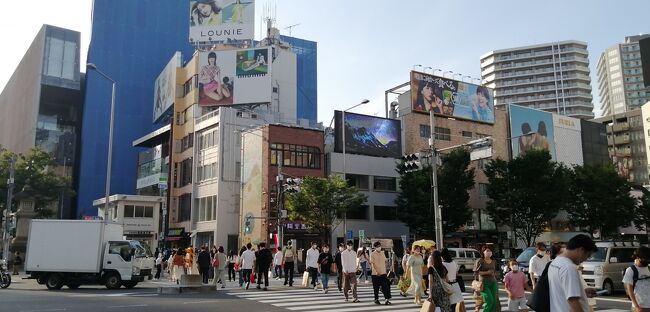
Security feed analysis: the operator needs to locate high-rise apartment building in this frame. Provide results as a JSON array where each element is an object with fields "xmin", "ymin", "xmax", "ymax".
[
  {"xmin": 597, "ymin": 35, "xmax": 650, "ymax": 116},
  {"xmin": 481, "ymin": 40, "xmax": 594, "ymax": 119}
]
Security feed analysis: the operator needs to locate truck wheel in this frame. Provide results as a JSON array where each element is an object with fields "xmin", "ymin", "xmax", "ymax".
[
  {"xmin": 104, "ymin": 273, "xmax": 122, "ymax": 290},
  {"xmin": 67, "ymin": 283, "xmax": 81, "ymax": 289},
  {"xmin": 122, "ymin": 281, "xmax": 138, "ymax": 289},
  {"xmin": 45, "ymin": 274, "xmax": 64, "ymax": 290}
]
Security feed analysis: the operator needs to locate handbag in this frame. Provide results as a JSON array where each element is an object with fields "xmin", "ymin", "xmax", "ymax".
[
  {"xmin": 330, "ymin": 263, "xmax": 337, "ymax": 273},
  {"xmin": 398, "ymin": 276, "xmax": 411, "ymax": 293},
  {"xmin": 420, "ymin": 298, "xmax": 436, "ymax": 312},
  {"xmin": 471, "ymin": 279, "xmax": 483, "ymax": 293},
  {"xmin": 432, "ymin": 267, "xmax": 454, "ymax": 295},
  {"xmin": 212, "ymin": 258, "xmax": 220, "ymax": 268}
]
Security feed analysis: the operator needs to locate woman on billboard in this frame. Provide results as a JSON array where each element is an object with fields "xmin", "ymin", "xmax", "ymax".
[
  {"xmin": 414, "ymin": 80, "xmax": 443, "ymax": 114},
  {"xmin": 532, "ymin": 121, "xmax": 551, "ymax": 151},
  {"xmin": 199, "ymin": 52, "xmax": 232, "ymax": 102},
  {"xmin": 472, "ymin": 86, "xmax": 494, "ymax": 122},
  {"xmin": 191, "ymin": 0, "xmax": 223, "ymax": 26}
]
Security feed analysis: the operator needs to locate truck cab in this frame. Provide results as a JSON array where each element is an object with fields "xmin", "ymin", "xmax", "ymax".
[{"xmin": 102, "ymin": 240, "xmax": 154, "ymax": 288}]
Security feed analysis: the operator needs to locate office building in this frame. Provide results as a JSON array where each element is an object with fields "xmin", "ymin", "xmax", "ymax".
[
  {"xmin": 597, "ymin": 34, "xmax": 650, "ymax": 116},
  {"xmin": 0, "ymin": 25, "xmax": 83, "ymax": 219},
  {"xmin": 481, "ymin": 41, "xmax": 594, "ymax": 119}
]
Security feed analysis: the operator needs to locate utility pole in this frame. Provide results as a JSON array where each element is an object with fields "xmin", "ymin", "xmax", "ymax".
[
  {"xmin": 3, "ymin": 157, "xmax": 16, "ymax": 263},
  {"xmin": 429, "ymin": 110, "xmax": 443, "ymax": 248},
  {"xmin": 276, "ymin": 161, "xmax": 284, "ymax": 248}
]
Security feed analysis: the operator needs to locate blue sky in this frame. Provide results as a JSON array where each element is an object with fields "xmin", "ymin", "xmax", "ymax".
[{"xmin": 1, "ymin": 0, "xmax": 648, "ymax": 124}]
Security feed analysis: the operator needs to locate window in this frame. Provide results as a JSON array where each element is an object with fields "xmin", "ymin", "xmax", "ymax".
[
  {"xmin": 435, "ymin": 127, "xmax": 451, "ymax": 141},
  {"xmin": 235, "ymin": 162, "xmax": 241, "ymax": 179},
  {"xmin": 420, "ymin": 125, "xmax": 431, "ymax": 138},
  {"xmin": 124, "ymin": 205, "xmax": 134, "ymax": 218},
  {"xmin": 183, "ymin": 75, "xmax": 198, "ymax": 96},
  {"xmin": 123, "ymin": 205, "xmax": 154, "ymax": 218},
  {"xmin": 346, "ymin": 174, "xmax": 369, "ymax": 190},
  {"xmin": 108, "ymin": 241, "xmax": 132, "ymax": 261},
  {"xmin": 374, "ymin": 206, "xmax": 398, "ymax": 221},
  {"xmin": 196, "ymin": 195, "xmax": 217, "ymax": 222},
  {"xmin": 373, "ymin": 176, "xmax": 397, "ymax": 192},
  {"xmin": 462, "ymin": 131, "xmax": 473, "ymax": 138},
  {"xmin": 345, "ymin": 205, "xmax": 368, "ymax": 220},
  {"xmin": 178, "ymin": 193, "xmax": 192, "ymax": 222},
  {"xmin": 177, "ymin": 158, "xmax": 193, "ymax": 186},
  {"xmin": 270, "ymin": 143, "xmax": 321, "ymax": 169},
  {"xmin": 478, "ymin": 183, "xmax": 488, "ymax": 196}
]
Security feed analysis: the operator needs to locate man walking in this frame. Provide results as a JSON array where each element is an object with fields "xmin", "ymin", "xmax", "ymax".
[
  {"xmin": 548, "ymin": 234, "xmax": 598, "ymax": 312},
  {"xmin": 370, "ymin": 241, "xmax": 392, "ymax": 305},
  {"xmin": 273, "ymin": 247, "xmax": 283, "ymax": 279},
  {"xmin": 318, "ymin": 244, "xmax": 334, "ymax": 293},
  {"xmin": 197, "ymin": 246, "xmax": 211, "ymax": 284},
  {"xmin": 240, "ymin": 243, "xmax": 256, "ymax": 290},
  {"xmin": 213, "ymin": 246, "xmax": 227, "ymax": 289},
  {"xmin": 335, "ymin": 243, "xmax": 344, "ymax": 292},
  {"xmin": 306, "ymin": 242, "xmax": 320, "ymax": 290},
  {"xmin": 623, "ymin": 246, "xmax": 650, "ymax": 312},
  {"xmin": 341, "ymin": 240, "xmax": 360, "ymax": 303},
  {"xmin": 529, "ymin": 242, "xmax": 550, "ymax": 289},
  {"xmin": 256, "ymin": 242, "xmax": 273, "ymax": 291},
  {"xmin": 283, "ymin": 241, "xmax": 296, "ymax": 286}
]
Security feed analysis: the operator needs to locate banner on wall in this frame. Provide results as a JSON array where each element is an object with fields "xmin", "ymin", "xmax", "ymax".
[{"xmin": 189, "ymin": 0, "xmax": 255, "ymax": 43}]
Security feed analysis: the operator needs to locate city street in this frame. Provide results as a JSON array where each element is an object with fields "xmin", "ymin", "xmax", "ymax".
[{"xmin": 0, "ymin": 273, "xmax": 636, "ymax": 312}]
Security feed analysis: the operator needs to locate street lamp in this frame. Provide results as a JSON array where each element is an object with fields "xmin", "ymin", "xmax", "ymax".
[
  {"xmin": 413, "ymin": 64, "xmax": 423, "ymax": 71},
  {"xmin": 453, "ymin": 73, "xmax": 462, "ymax": 80},
  {"xmin": 342, "ymin": 99, "xmax": 370, "ymax": 241},
  {"xmin": 87, "ymin": 63, "xmax": 116, "ymax": 223},
  {"xmin": 443, "ymin": 71, "xmax": 454, "ymax": 78}
]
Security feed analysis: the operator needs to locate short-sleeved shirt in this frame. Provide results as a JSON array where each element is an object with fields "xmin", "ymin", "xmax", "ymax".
[
  {"xmin": 318, "ymin": 253, "xmax": 334, "ymax": 274},
  {"xmin": 504, "ymin": 271, "xmax": 528, "ymax": 299},
  {"xmin": 623, "ymin": 265, "xmax": 650, "ymax": 308},
  {"xmin": 240, "ymin": 249, "xmax": 256, "ymax": 270},
  {"xmin": 548, "ymin": 256, "xmax": 589, "ymax": 312},
  {"xmin": 474, "ymin": 259, "xmax": 496, "ymax": 283},
  {"xmin": 529, "ymin": 253, "xmax": 550, "ymax": 278}
]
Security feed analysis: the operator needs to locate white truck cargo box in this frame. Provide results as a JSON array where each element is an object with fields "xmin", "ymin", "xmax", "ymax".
[{"xmin": 26, "ymin": 220, "xmax": 123, "ymax": 273}]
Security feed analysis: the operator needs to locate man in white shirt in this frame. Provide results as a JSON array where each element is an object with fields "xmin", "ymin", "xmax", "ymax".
[
  {"xmin": 240, "ymin": 243, "xmax": 256, "ymax": 290},
  {"xmin": 548, "ymin": 234, "xmax": 598, "ymax": 312},
  {"xmin": 306, "ymin": 242, "xmax": 320, "ymax": 290},
  {"xmin": 529, "ymin": 242, "xmax": 550, "ymax": 289},
  {"xmin": 273, "ymin": 247, "xmax": 283, "ymax": 280},
  {"xmin": 623, "ymin": 246, "xmax": 650, "ymax": 312},
  {"xmin": 341, "ymin": 240, "xmax": 360, "ymax": 303}
]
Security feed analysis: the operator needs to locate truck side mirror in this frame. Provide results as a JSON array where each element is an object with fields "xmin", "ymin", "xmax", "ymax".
[{"xmin": 609, "ymin": 257, "xmax": 618, "ymax": 263}]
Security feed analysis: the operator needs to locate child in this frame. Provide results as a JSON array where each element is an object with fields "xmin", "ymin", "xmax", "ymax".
[{"xmin": 503, "ymin": 260, "xmax": 530, "ymax": 312}]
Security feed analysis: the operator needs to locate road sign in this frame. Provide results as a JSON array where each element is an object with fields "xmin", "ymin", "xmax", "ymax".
[
  {"xmin": 359, "ymin": 230, "xmax": 365, "ymax": 241},
  {"xmin": 346, "ymin": 230, "xmax": 353, "ymax": 240}
]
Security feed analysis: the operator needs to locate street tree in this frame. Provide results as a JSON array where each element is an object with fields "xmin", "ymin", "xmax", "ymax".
[
  {"xmin": 284, "ymin": 176, "xmax": 366, "ymax": 243},
  {"xmin": 484, "ymin": 150, "xmax": 569, "ymax": 246},
  {"xmin": 0, "ymin": 148, "xmax": 75, "ymax": 219},
  {"xmin": 634, "ymin": 190, "xmax": 650, "ymax": 238},
  {"xmin": 396, "ymin": 149, "xmax": 475, "ymax": 239},
  {"xmin": 566, "ymin": 164, "xmax": 636, "ymax": 238}
]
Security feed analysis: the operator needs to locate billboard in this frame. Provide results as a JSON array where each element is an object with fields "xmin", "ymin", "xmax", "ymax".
[
  {"xmin": 553, "ymin": 114, "xmax": 583, "ymax": 166},
  {"xmin": 153, "ymin": 52, "xmax": 181, "ymax": 122},
  {"xmin": 640, "ymin": 37, "xmax": 650, "ymax": 87},
  {"xmin": 334, "ymin": 111, "xmax": 402, "ymax": 158},
  {"xmin": 189, "ymin": 0, "xmax": 255, "ymax": 43},
  {"xmin": 509, "ymin": 105, "xmax": 556, "ymax": 160},
  {"xmin": 410, "ymin": 71, "xmax": 495, "ymax": 124},
  {"xmin": 198, "ymin": 48, "xmax": 271, "ymax": 106}
]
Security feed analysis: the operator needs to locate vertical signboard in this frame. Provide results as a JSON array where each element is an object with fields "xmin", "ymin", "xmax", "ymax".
[
  {"xmin": 189, "ymin": 0, "xmax": 255, "ymax": 43},
  {"xmin": 153, "ymin": 52, "xmax": 181, "ymax": 122}
]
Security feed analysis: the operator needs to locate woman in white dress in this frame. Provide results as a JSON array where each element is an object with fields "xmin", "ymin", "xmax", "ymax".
[{"xmin": 442, "ymin": 248, "xmax": 465, "ymax": 311}]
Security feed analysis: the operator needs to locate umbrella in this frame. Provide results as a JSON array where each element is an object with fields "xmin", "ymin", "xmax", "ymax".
[{"xmin": 412, "ymin": 239, "xmax": 436, "ymax": 250}]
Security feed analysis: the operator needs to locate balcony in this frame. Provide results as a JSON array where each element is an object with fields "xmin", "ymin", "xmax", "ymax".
[{"xmin": 608, "ymin": 136, "xmax": 631, "ymax": 145}]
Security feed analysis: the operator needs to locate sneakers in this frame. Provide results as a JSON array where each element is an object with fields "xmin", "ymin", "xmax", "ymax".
[
  {"xmin": 374, "ymin": 300, "xmax": 381, "ymax": 305},
  {"xmin": 221, "ymin": 285, "xmax": 225, "ymax": 289},
  {"xmin": 324, "ymin": 289, "xmax": 328, "ymax": 294},
  {"xmin": 263, "ymin": 287, "xmax": 268, "ymax": 291},
  {"xmin": 256, "ymin": 285, "xmax": 261, "ymax": 290},
  {"xmin": 352, "ymin": 299, "xmax": 360, "ymax": 303},
  {"xmin": 245, "ymin": 282, "xmax": 250, "ymax": 290},
  {"xmin": 313, "ymin": 286, "xmax": 318, "ymax": 291},
  {"xmin": 344, "ymin": 298, "xmax": 349, "ymax": 302},
  {"xmin": 364, "ymin": 280, "xmax": 369, "ymax": 284},
  {"xmin": 385, "ymin": 300, "xmax": 392, "ymax": 305}
]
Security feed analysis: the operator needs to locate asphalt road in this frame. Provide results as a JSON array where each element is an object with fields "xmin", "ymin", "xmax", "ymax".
[{"xmin": 0, "ymin": 273, "xmax": 636, "ymax": 312}]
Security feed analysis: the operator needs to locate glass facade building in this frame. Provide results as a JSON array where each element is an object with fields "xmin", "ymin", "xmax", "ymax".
[{"xmin": 280, "ymin": 35, "xmax": 318, "ymax": 123}]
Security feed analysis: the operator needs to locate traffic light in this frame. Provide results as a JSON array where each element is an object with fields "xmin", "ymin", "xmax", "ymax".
[
  {"xmin": 284, "ymin": 178, "xmax": 302, "ymax": 193},
  {"xmin": 244, "ymin": 216, "xmax": 252, "ymax": 234},
  {"xmin": 401, "ymin": 153, "xmax": 424, "ymax": 173}
]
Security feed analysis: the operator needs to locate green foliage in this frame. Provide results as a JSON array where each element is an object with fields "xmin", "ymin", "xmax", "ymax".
[
  {"xmin": 396, "ymin": 149, "xmax": 475, "ymax": 239},
  {"xmin": 0, "ymin": 148, "xmax": 75, "ymax": 219},
  {"xmin": 484, "ymin": 150, "xmax": 568, "ymax": 246},
  {"xmin": 634, "ymin": 190, "xmax": 650, "ymax": 234},
  {"xmin": 285, "ymin": 176, "xmax": 366, "ymax": 242},
  {"xmin": 566, "ymin": 164, "xmax": 635, "ymax": 238}
]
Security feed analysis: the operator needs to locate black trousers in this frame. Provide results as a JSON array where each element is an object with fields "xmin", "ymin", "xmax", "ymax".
[
  {"xmin": 337, "ymin": 267, "xmax": 343, "ymax": 291},
  {"xmin": 308, "ymin": 267, "xmax": 319, "ymax": 286},
  {"xmin": 201, "ymin": 266, "xmax": 210, "ymax": 284},
  {"xmin": 371, "ymin": 274, "xmax": 392, "ymax": 300},
  {"xmin": 242, "ymin": 269, "xmax": 252, "ymax": 284},
  {"xmin": 257, "ymin": 266, "xmax": 269, "ymax": 287},
  {"xmin": 228, "ymin": 263, "xmax": 235, "ymax": 281},
  {"xmin": 155, "ymin": 264, "xmax": 162, "ymax": 279},
  {"xmin": 284, "ymin": 262, "xmax": 294, "ymax": 285}
]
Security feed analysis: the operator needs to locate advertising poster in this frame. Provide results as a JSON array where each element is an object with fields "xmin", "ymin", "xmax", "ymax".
[
  {"xmin": 410, "ymin": 71, "xmax": 495, "ymax": 124},
  {"xmin": 189, "ymin": 0, "xmax": 255, "ymax": 43},
  {"xmin": 153, "ymin": 52, "xmax": 181, "ymax": 122},
  {"xmin": 198, "ymin": 48, "xmax": 271, "ymax": 106},
  {"xmin": 334, "ymin": 111, "xmax": 402, "ymax": 158},
  {"xmin": 553, "ymin": 114, "xmax": 583, "ymax": 166},
  {"xmin": 509, "ymin": 104, "xmax": 556, "ymax": 160}
]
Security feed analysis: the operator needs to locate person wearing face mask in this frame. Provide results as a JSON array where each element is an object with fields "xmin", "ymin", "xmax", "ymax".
[
  {"xmin": 282, "ymin": 241, "xmax": 295, "ymax": 286},
  {"xmin": 504, "ymin": 259, "xmax": 530, "ymax": 312},
  {"xmin": 623, "ymin": 246, "xmax": 650, "ymax": 312},
  {"xmin": 474, "ymin": 246, "xmax": 498, "ymax": 312},
  {"xmin": 341, "ymin": 241, "xmax": 360, "ymax": 303},
  {"xmin": 318, "ymin": 244, "xmax": 334, "ymax": 293},
  {"xmin": 306, "ymin": 242, "xmax": 320, "ymax": 290},
  {"xmin": 370, "ymin": 241, "xmax": 392, "ymax": 305},
  {"xmin": 529, "ymin": 242, "xmax": 550, "ymax": 289},
  {"xmin": 334, "ymin": 244, "xmax": 344, "ymax": 292}
]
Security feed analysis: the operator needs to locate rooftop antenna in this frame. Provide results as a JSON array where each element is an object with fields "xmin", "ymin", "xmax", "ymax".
[{"xmin": 285, "ymin": 23, "xmax": 301, "ymax": 37}]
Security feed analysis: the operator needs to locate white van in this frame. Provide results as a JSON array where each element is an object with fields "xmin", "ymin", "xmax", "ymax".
[
  {"xmin": 448, "ymin": 248, "xmax": 481, "ymax": 273},
  {"xmin": 580, "ymin": 241, "xmax": 642, "ymax": 294}
]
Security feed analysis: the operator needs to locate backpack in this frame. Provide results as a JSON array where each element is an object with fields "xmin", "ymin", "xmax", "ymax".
[
  {"xmin": 527, "ymin": 261, "xmax": 551, "ymax": 312},
  {"xmin": 623, "ymin": 265, "xmax": 650, "ymax": 299}
]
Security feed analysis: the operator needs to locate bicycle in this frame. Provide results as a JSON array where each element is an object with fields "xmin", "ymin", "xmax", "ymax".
[{"xmin": 0, "ymin": 259, "xmax": 11, "ymax": 288}]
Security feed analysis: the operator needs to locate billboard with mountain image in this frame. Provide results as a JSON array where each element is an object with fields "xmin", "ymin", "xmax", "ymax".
[{"xmin": 334, "ymin": 111, "xmax": 402, "ymax": 158}]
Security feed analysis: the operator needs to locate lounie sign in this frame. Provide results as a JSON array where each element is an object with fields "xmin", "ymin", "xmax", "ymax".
[{"xmin": 189, "ymin": 0, "xmax": 255, "ymax": 43}]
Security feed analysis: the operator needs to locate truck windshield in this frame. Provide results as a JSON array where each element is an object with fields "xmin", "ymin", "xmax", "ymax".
[
  {"xmin": 129, "ymin": 241, "xmax": 153, "ymax": 258},
  {"xmin": 585, "ymin": 247, "xmax": 607, "ymax": 262}
]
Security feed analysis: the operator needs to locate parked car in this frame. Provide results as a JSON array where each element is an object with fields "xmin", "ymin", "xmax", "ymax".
[
  {"xmin": 580, "ymin": 241, "xmax": 643, "ymax": 295},
  {"xmin": 447, "ymin": 248, "xmax": 481, "ymax": 273}
]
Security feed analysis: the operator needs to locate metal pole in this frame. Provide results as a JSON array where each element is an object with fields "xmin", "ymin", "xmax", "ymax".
[
  {"xmin": 104, "ymin": 81, "xmax": 116, "ymax": 222},
  {"xmin": 277, "ymin": 161, "xmax": 283, "ymax": 249},
  {"xmin": 161, "ymin": 189, "xmax": 167, "ymax": 249},
  {"xmin": 429, "ymin": 109, "xmax": 443, "ymax": 248},
  {"xmin": 342, "ymin": 110, "xmax": 347, "ymax": 238},
  {"xmin": 3, "ymin": 157, "xmax": 16, "ymax": 263}
]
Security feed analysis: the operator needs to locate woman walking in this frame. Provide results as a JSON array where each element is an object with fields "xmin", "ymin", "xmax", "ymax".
[
  {"xmin": 406, "ymin": 245, "xmax": 426, "ymax": 305},
  {"xmin": 227, "ymin": 250, "xmax": 237, "ymax": 282},
  {"xmin": 474, "ymin": 246, "xmax": 498, "ymax": 312},
  {"xmin": 441, "ymin": 248, "xmax": 465, "ymax": 311},
  {"xmin": 428, "ymin": 250, "xmax": 452, "ymax": 312},
  {"xmin": 172, "ymin": 248, "xmax": 186, "ymax": 284},
  {"xmin": 357, "ymin": 247, "xmax": 369, "ymax": 283}
]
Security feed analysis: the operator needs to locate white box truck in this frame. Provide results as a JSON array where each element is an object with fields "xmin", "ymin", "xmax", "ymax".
[{"xmin": 25, "ymin": 220, "xmax": 155, "ymax": 290}]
